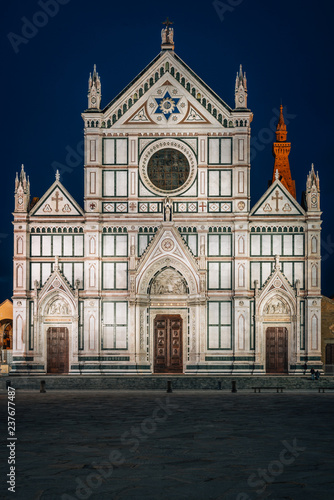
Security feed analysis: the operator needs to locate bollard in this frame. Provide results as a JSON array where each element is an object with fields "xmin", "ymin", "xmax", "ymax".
[
  {"xmin": 167, "ymin": 380, "xmax": 172, "ymax": 393},
  {"xmin": 231, "ymin": 380, "xmax": 237, "ymax": 393},
  {"xmin": 6, "ymin": 380, "xmax": 11, "ymax": 390},
  {"xmin": 40, "ymin": 380, "xmax": 46, "ymax": 393},
  {"xmin": 218, "ymin": 381, "xmax": 222, "ymax": 390}
]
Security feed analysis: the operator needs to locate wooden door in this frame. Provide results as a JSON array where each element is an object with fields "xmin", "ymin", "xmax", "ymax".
[
  {"xmin": 266, "ymin": 327, "xmax": 288, "ymax": 373},
  {"xmin": 326, "ymin": 344, "xmax": 334, "ymax": 364},
  {"xmin": 47, "ymin": 327, "xmax": 69, "ymax": 374},
  {"xmin": 154, "ymin": 315, "xmax": 183, "ymax": 373}
]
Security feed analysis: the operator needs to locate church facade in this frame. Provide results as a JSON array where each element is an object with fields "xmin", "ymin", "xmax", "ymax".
[{"xmin": 11, "ymin": 25, "xmax": 322, "ymax": 375}]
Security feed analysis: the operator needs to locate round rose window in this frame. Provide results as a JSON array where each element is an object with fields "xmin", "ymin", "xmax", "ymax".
[{"xmin": 147, "ymin": 148, "xmax": 190, "ymax": 192}]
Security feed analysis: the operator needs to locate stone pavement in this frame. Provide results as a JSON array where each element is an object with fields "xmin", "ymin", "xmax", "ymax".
[{"xmin": 1, "ymin": 390, "xmax": 334, "ymax": 500}]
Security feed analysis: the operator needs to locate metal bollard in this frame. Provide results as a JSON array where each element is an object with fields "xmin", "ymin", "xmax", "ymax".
[
  {"xmin": 6, "ymin": 380, "xmax": 11, "ymax": 390},
  {"xmin": 231, "ymin": 380, "xmax": 237, "ymax": 393},
  {"xmin": 40, "ymin": 380, "xmax": 46, "ymax": 393},
  {"xmin": 218, "ymin": 381, "xmax": 222, "ymax": 390},
  {"xmin": 167, "ymin": 380, "xmax": 173, "ymax": 393}
]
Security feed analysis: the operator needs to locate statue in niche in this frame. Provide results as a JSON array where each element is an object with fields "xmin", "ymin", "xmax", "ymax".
[{"xmin": 164, "ymin": 197, "xmax": 172, "ymax": 222}]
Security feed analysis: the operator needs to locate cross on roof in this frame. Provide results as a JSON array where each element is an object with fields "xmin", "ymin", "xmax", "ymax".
[{"xmin": 162, "ymin": 17, "xmax": 173, "ymax": 29}]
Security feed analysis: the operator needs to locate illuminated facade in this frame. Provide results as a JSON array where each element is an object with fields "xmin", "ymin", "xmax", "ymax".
[{"xmin": 12, "ymin": 25, "xmax": 322, "ymax": 375}]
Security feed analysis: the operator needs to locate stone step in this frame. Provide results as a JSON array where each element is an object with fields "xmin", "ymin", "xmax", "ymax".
[{"xmin": 1, "ymin": 375, "xmax": 334, "ymax": 391}]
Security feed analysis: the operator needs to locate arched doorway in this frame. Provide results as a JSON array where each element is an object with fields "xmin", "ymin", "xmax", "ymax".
[
  {"xmin": 154, "ymin": 315, "xmax": 183, "ymax": 373},
  {"xmin": 263, "ymin": 295, "xmax": 291, "ymax": 374},
  {"xmin": 44, "ymin": 297, "xmax": 71, "ymax": 374},
  {"xmin": 266, "ymin": 327, "xmax": 288, "ymax": 373},
  {"xmin": 149, "ymin": 267, "xmax": 187, "ymax": 374},
  {"xmin": 47, "ymin": 327, "xmax": 69, "ymax": 374}
]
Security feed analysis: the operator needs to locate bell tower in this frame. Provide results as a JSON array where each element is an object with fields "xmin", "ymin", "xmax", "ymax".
[{"xmin": 271, "ymin": 105, "xmax": 296, "ymax": 198}]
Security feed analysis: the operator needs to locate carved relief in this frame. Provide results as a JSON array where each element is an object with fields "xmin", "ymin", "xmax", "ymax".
[
  {"xmin": 150, "ymin": 268, "xmax": 187, "ymax": 295},
  {"xmin": 264, "ymin": 297, "xmax": 290, "ymax": 315},
  {"xmin": 46, "ymin": 299, "xmax": 70, "ymax": 316}
]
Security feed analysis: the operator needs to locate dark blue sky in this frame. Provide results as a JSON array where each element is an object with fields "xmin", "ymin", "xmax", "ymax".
[{"xmin": 1, "ymin": 0, "xmax": 333, "ymax": 301}]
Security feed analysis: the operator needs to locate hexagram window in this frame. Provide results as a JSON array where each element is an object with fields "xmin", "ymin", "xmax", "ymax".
[{"xmin": 147, "ymin": 148, "xmax": 190, "ymax": 191}]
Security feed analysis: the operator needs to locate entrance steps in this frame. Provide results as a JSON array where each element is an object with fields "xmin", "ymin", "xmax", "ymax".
[{"xmin": 1, "ymin": 375, "xmax": 334, "ymax": 391}]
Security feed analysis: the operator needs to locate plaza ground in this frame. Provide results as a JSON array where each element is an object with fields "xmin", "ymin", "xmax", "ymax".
[{"xmin": 1, "ymin": 388, "xmax": 334, "ymax": 500}]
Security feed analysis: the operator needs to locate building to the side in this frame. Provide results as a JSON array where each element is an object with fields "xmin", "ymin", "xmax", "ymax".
[
  {"xmin": 0, "ymin": 299, "xmax": 13, "ymax": 372},
  {"xmin": 321, "ymin": 296, "xmax": 334, "ymax": 374},
  {"xmin": 11, "ymin": 24, "xmax": 322, "ymax": 375}
]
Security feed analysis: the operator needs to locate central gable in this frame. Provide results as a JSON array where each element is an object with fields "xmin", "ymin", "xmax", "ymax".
[{"xmin": 101, "ymin": 52, "xmax": 233, "ymax": 130}]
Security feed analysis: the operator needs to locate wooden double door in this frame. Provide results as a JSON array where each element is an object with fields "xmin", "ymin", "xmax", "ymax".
[
  {"xmin": 47, "ymin": 327, "xmax": 69, "ymax": 374},
  {"xmin": 266, "ymin": 327, "xmax": 288, "ymax": 373},
  {"xmin": 154, "ymin": 315, "xmax": 183, "ymax": 373}
]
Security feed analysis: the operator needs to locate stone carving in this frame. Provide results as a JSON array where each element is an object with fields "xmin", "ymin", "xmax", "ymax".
[
  {"xmin": 264, "ymin": 297, "xmax": 290, "ymax": 315},
  {"xmin": 151, "ymin": 268, "xmax": 187, "ymax": 295},
  {"xmin": 46, "ymin": 299, "xmax": 70, "ymax": 316},
  {"xmin": 161, "ymin": 237, "xmax": 174, "ymax": 252}
]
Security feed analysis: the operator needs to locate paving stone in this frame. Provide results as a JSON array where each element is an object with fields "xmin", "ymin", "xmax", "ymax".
[{"xmin": 0, "ymin": 390, "xmax": 333, "ymax": 500}]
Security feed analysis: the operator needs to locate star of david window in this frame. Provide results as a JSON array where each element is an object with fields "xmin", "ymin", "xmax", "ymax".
[
  {"xmin": 147, "ymin": 148, "xmax": 190, "ymax": 192},
  {"xmin": 154, "ymin": 91, "xmax": 180, "ymax": 120}
]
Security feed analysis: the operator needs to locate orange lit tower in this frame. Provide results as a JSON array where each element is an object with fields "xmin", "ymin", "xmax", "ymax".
[{"xmin": 271, "ymin": 105, "xmax": 296, "ymax": 198}]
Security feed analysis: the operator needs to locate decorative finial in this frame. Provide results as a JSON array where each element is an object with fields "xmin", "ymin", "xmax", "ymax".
[
  {"xmin": 275, "ymin": 169, "xmax": 279, "ymax": 181},
  {"xmin": 54, "ymin": 255, "xmax": 59, "ymax": 271},
  {"xmin": 55, "ymin": 169, "xmax": 60, "ymax": 181}
]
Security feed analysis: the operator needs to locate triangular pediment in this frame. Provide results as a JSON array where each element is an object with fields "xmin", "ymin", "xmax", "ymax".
[
  {"xmin": 100, "ymin": 52, "xmax": 236, "ymax": 129},
  {"xmin": 30, "ymin": 180, "xmax": 84, "ymax": 217},
  {"xmin": 250, "ymin": 179, "xmax": 305, "ymax": 217},
  {"xmin": 37, "ymin": 262, "xmax": 76, "ymax": 310},
  {"xmin": 257, "ymin": 259, "xmax": 297, "ymax": 315},
  {"xmin": 136, "ymin": 222, "xmax": 200, "ymax": 289}
]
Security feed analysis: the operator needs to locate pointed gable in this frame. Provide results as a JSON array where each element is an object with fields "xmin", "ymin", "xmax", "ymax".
[
  {"xmin": 136, "ymin": 223, "xmax": 200, "ymax": 295},
  {"xmin": 250, "ymin": 179, "xmax": 304, "ymax": 217},
  {"xmin": 30, "ymin": 178, "xmax": 84, "ymax": 217},
  {"xmin": 99, "ymin": 51, "xmax": 235, "ymax": 130}
]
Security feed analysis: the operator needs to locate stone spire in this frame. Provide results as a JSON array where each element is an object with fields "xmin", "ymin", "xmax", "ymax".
[
  {"xmin": 88, "ymin": 64, "xmax": 101, "ymax": 109},
  {"xmin": 161, "ymin": 17, "xmax": 174, "ymax": 50},
  {"xmin": 14, "ymin": 164, "xmax": 30, "ymax": 212},
  {"xmin": 305, "ymin": 163, "xmax": 320, "ymax": 211},
  {"xmin": 235, "ymin": 64, "xmax": 247, "ymax": 108},
  {"xmin": 271, "ymin": 105, "xmax": 296, "ymax": 198}
]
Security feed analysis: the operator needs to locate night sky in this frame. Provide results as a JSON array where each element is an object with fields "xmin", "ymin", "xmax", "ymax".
[{"xmin": 1, "ymin": 0, "xmax": 333, "ymax": 301}]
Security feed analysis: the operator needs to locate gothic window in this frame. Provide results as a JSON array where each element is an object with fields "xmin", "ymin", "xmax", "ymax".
[
  {"xmin": 147, "ymin": 148, "xmax": 190, "ymax": 192},
  {"xmin": 102, "ymin": 234, "xmax": 127, "ymax": 256},
  {"xmin": 208, "ymin": 234, "xmax": 232, "ymax": 256},
  {"xmin": 103, "ymin": 138, "xmax": 128, "ymax": 165},
  {"xmin": 102, "ymin": 263, "xmax": 128, "ymax": 290},
  {"xmin": 208, "ymin": 302, "xmax": 232, "ymax": 349},
  {"xmin": 208, "ymin": 262, "xmax": 232, "ymax": 289},
  {"xmin": 208, "ymin": 170, "xmax": 232, "ymax": 196},
  {"xmin": 102, "ymin": 302, "xmax": 128, "ymax": 349},
  {"xmin": 208, "ymin": 138, "xmax": 232, "ymax": 165},
  {"xmin": 103, "ymin": 170, "xmax": 127, "ymax": 197}
]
